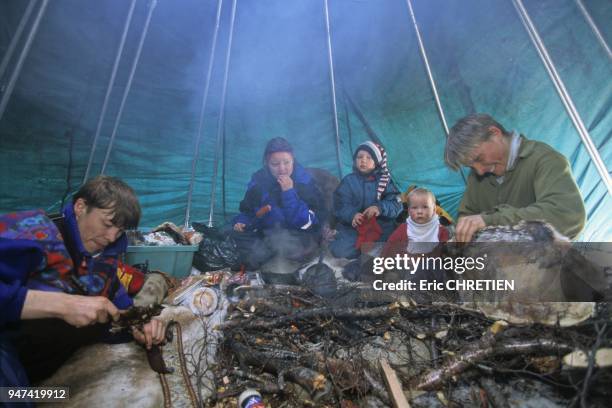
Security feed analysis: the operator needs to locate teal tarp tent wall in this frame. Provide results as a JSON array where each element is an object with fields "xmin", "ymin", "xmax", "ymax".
[{"xmin": 1, "ymin": 0, "xmax": 610, "ymax": 240}]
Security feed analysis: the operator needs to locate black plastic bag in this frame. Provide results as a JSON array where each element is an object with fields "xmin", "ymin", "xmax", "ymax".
[{"xmin": 192, "ymin": 222, "xmax": 240, "ymax": 271}]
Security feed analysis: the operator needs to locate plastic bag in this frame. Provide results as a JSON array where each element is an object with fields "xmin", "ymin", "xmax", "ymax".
[{"xmin": 192, "ymin": 223, "xmax": 240, "ymax": 271}]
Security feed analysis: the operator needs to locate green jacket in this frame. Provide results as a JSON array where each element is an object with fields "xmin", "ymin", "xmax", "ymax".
[{"xmin": 458, "ymin": 136, "xmax": 586, "ymax": 239}]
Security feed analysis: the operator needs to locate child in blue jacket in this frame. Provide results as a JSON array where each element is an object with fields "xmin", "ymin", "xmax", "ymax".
[
  {"xmin": 330, "ymin": 141, "xmax": 402, "ymax": 259},
  {"xmin": 230, "ymin": 137, "xmax": 324, "ymax": 269}
]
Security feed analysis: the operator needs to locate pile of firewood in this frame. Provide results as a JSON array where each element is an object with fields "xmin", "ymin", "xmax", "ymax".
[{"xmin": 205, "ymin": 285, "xmax": 611, "ymax": 407}]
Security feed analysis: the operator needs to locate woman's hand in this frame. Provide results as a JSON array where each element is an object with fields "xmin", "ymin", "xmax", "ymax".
[
  {"xmin": 233, "ymin": 222, "xmax": 246, "ymax": 232},
  {"xmin": 363, "ymin": 206, "xmax": 380, "ymax": 219},
  {"xmin": 276, "ymin": 175, "xmax": 294, "ymax": 191}
]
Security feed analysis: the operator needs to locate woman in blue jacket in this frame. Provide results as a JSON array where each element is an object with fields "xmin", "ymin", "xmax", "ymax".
[
  {"xmin": 231, "ymin": 137, "xmax": 324, "ymax": 269},
  {"xmin": 330, "ymin": 141, "xmax": 402, "ymax": 259}
]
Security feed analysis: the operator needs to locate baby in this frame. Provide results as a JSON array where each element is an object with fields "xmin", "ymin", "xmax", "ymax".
[{"xmin": 382, "ymin": 188, "xmax": 449, "ymax": 257}]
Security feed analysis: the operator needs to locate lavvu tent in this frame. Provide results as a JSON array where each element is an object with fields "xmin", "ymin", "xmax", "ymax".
[{"xmin": 0, "ymin": 0, "xmax": 610, "ymax": 240}]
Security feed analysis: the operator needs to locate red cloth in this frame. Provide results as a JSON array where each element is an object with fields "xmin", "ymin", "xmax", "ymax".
[
  {"xmin": 381, "ymin": 224, "xmax": 450, "ymax": 257},
  {"xmin": 355, "ymin": 217, "xmax": 383, "ymax": 250},
  {"xmin": 117, "ymin": 261, "xmax": 145, "ymax": 295}
]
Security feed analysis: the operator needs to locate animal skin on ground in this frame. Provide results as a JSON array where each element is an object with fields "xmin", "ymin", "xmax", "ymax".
[{"xmin": 41, "ymin": 302, "xmax": 226, "ymax": 407}]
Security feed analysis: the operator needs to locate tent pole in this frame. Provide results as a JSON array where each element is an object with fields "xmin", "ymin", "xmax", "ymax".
[
  {"xmin": 575, "ymin": 0, "xmax": 611, "ymax": 60},
  {"xmin": 404, "ymin": 0, "xmax": 466, "ymax": 184},
  {"xmin": 0, "ymin": 0, "xmax": 48, "ymax": 124},
  {"xmin": 184, "ymin": 0, "xmax": 224, "ymax": 230},
  {"xmin": 512, "ymin": 0, "xmax": 612, "ymax": 196},
  {"xmin": 343, "ymin": 89, "xmax": 384, "ymax": 147},
  {"xmin": 208, "ymin": 0, "xmax": 237, "ymax": 228},
  {"xmin": 83, "ymin": 0, "xmax": 137, "ymax": 183},
  {"xmin": 100, "ymin": 0, "xmax": 157, "ymax": 175},
  {"xmin": 323, "ymin": 0, "xmax": 343, "ymax": 178},
  {"xmin": 0, "ymin": 0, "xmax": 36, "ymax": 86},
  {"xmin": 342, "ymin": 90, "xmax": 354, "ymax": 155},
  {"xmin": 405, "ymin": 0, "xmax": 449, "ymax": 135}
]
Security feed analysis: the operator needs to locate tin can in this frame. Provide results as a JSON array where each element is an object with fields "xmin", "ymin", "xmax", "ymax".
[{"xmin": 237, "ymin": 389, "xmax": 264, "ymax": 408}]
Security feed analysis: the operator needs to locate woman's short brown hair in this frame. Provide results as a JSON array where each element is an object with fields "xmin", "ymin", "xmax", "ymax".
[{"xmin": 74, "ymin": 176, "xmax": 141, "ymax": 229}]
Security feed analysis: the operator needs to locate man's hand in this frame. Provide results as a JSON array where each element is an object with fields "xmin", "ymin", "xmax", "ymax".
[
  {"xmin": 132, "ymin": 319, "xmax": 167, "ymax": 350},
  {"xmin": 277, "ymin": 175, "xmax": 294, "ymax": 191},
  {"xmin": 362, "ymin": 206, "xmax": 380, "ymax": 219},
  {"xmin": 455, "ymin": 214, "xmax": 486, "ymax": 242},
  {"xmin": 62, "ymin": 295, "xmax": 121, "ymax": 327},
  {"xmin": 233, "ymin": 222, "xmax": 246, "ymax": 232},
  {"xmin": 21, "ymin": 291, "xmax": 120, "ymax": 327},
  {"xmin": 352, "ymin": 212, "xmax": 365, "ymax": 228}
]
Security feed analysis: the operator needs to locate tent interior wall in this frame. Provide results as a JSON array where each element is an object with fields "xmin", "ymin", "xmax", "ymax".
[{"xmin": 0, "ymin": 0, "xmax": 610, "ymax": 240}]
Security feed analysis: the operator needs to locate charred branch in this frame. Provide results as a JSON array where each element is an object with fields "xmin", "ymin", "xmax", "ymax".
[
  {"xmin": 413, "ymin": 338, "xmax": 575, "ymax": 391},
  {"xmin": 219, "ymin": 303, "xmax": 399, "ymax": 330},
  {"xmin": 229, "ymin": 339, "xmax": 333, "ymax": 400}
]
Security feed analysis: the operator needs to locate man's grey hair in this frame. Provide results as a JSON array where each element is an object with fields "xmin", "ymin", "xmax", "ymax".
[{"xmin": 445, "ymin": 113, "xmax": 510, "ymax": 171}]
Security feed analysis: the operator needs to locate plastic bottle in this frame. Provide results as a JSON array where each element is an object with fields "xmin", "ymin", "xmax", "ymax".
[{"xmin": 237, "ymin": 389, "xmax": 265, "ymax": 408}]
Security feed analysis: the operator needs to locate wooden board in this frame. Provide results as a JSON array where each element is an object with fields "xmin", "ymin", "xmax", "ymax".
[{"xmin": 379, "ymin": 359, "xmax": 411, "ymax": 408}]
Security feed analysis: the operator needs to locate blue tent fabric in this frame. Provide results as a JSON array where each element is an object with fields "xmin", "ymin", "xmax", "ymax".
[{"xmin": 0, "ymin": 0, "xmax": 610, "ymax": 240}]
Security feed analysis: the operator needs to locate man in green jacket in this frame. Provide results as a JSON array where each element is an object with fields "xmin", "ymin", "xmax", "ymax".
[{"xmin": 445, "ymin": 113, "xmax": 586, "ymax": 242}]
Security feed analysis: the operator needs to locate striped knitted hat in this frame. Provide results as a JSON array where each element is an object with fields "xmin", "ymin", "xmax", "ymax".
[{"xmin": 354, "ymin": 141, "xmax": 391, "ymax": 200}]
